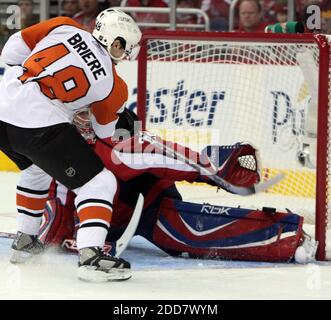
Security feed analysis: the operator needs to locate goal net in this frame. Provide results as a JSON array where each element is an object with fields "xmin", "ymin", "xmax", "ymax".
[{"xmin": 136, "ymin": 31, "xmax": 331, "ymax": 261}]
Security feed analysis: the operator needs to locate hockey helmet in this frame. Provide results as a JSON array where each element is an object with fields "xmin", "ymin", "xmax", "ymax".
[{"xmin": 92, "ymin": 8, "xmax": 142, "ymax": 61}]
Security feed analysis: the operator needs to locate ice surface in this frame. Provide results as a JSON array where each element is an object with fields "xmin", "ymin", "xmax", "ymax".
[{"xmin": 1, "ymin": 172, "xmax": 331, "ymax": 299}]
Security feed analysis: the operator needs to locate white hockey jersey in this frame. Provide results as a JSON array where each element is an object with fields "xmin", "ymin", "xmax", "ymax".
[{"xmin": 0, "ymin": 17, "xmax": 128, "ymax": 139}]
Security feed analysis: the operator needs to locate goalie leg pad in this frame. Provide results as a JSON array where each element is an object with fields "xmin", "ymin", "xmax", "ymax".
[
  {"xmin": 152, "ymin": 198, "xmax": 304, "ymax": 262},
  {"xmin": 38, "ymin": 198, "xmax": 75, "ymax": 246}
]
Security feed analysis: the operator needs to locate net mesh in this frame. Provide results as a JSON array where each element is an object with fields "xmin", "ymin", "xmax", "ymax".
[{"xmin": 142, "ymin": 35, "xmax": 331, "ymax": 259}]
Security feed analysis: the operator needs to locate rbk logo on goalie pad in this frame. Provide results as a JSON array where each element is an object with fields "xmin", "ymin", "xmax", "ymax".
[
  {"xmin": 153, "ymin": 198, "xmax": 304, "ymax": 262},
  {"xmin": 201, "ymin": 205, "xmax": 230, "ymax": 216},
  {"xmin": 62, "ymin": 239, "xmax": 114, "ymax": 255}
]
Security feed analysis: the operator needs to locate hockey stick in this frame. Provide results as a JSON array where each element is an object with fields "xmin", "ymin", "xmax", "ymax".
[
  {"xmin": 115, "ymin": 193, "xmax": 144, "ymax": 257},
  {"xmin": 63, "ymin": 194, "xmax": 144, "ymax": 256},
  {"xmin": 0, "ymin": 231, "xmax": 82, "ymax": 254},
  {"xmin": 0, "ymin": 232, "xmax": 114, "ymax": 255},
  {"xmin": 0, "ymin": 194, "xmax": 145, "ymax": 256},
  {"xmin": 139, "ymin": 131, "xmax": 284, "ymax": 196},
  {"xmin": 0, "ymin": 232, "xmax": 16, "ymax": 240}
]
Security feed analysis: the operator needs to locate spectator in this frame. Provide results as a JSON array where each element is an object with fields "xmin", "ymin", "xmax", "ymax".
[
  {"xmin": 262, "ymin": 0, "xmax": 296, "ymax": 24},
  {"xmin": 274, "ymin": 3, "xmax": 288, "ymax": 23},
  {"xmin": 0, "ymin": 0, "xmax": 39, "ymax": 51},
  {"xmin": 131, "ymin": 0, "xmax": 168, "ymax": 6},
  {"xmin": 107, "ymin": 0, "xmax": 122, "ymax": 5},
  {"xmin": 176, "ymin": 0, "xmax": 198, "ymax": 30},
  {"xmin": 0, "ymin": 25, "xmax": 7, "ymax": 53},
  {"xmin": 295, "ymin": 0, "xmax": 312, "ymax": 22},
  {"xmin": 73, "ymin": 0, "xmax": 100, "ymax": 33},
  {"xmin": 320, "ymin": 0, "xmax": 331, "ymax": 11},
  {"xmin": 296, "ymin": 0, "xmax": 331, "ymax": 32},
  {"xmin": 295, "ymin": 0, "xmax": 329, "ymax": 24},
  {"xmin": 61, "ymin": 0, "xmax": 80, "ymax": 18},
  {"xmin": 200, "ymin": 0, "xmax": 230, "ymax": 31},
  {"xmin": 297, "ymin": 0, "xmax": 331, "ymax": 12},
  {"xmin": 17, "ymin": 0, "xmax": 39, "ymax": 29},
  {"xmin": 236, "ymin": 0, "xmax": 270, "ymax": 32},
  {"xmin": 126, "ymin": 0, "xmax": 168, "ymax": 30},
  {"xmin": 321, "ymin": 10, "xmax": 331, "ymax": 34}
]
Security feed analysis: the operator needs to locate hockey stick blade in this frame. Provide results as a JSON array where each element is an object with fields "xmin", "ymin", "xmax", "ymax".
[
  {"xmin": 219, "ymin": 172, "xmax": 285, "ymax": 196},
  {"xmin": 0, "ymin": 232, "xmax": 16, "ymax": 240},
  {"xmin": 204, "ymin": 171, "xmax": 285, "ymax": 196},
  {"xmin": 139, "ymin": 131, "xmax": 285, "ymax": 196},
  {"xmin": 115, "ymin": 193, "xmax": 144, "ymax": 257},
  {"xmin": 253, "ymin": 172, "xmax": 285, "ymax": 193}
]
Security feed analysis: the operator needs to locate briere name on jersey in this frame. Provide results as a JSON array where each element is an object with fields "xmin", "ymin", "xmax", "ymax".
[{"xmin": 67, "ymin": 33, "xmax": 107, "ymax": 81}]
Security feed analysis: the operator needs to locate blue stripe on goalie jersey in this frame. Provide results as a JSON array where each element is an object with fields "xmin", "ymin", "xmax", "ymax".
[{"xmin": 158, "ymin": 213, "xmax": 300, "ymax": 248}]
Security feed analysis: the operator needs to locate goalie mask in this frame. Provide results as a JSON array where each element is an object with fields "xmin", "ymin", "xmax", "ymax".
[
  {"xmin": 72, "ymin": 109, "xmax": 96, "ymax": 144},
  {"xmin": 93, "ymin": 9, "xmax": 142, "ymax": 62}
]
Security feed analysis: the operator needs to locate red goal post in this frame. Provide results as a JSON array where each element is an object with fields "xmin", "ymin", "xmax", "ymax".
[{"xmin": 136, "ymin": 30, "xmax": 331, "ymax": 261}]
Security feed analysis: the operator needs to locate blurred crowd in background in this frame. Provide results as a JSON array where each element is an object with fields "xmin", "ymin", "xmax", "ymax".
[{"xmin": 1, "ymin": 0, "xmax": 331, "ymax": 52}]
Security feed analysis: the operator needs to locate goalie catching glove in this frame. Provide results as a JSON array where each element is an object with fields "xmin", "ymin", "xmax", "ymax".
[{"xmin": 198, "ymin": 142, "xmax": 261, "ymax": 188}]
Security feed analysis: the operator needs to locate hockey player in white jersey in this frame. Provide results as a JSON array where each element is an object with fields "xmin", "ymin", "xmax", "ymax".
[{"xmin": 0, "ymin": 9, "xmax": 142, "ymax": 282}]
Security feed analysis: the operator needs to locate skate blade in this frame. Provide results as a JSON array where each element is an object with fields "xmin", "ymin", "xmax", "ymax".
[
  {"xmin": 77, "ymin": 265, "xmax": 132, "ymax": 282},
  {"xmin": 10, "ymin": 249, "xmax": 34, "ymax": 264}
]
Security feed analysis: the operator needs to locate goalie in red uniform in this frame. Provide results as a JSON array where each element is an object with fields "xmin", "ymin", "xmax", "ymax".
[{"xmin": 39, "ymin": 108, "xmax": 318, "ymax": 264}]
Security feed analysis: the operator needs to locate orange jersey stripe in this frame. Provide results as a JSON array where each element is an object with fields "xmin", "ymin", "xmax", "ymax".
[
  {"xmin": 91, "ymin": 67, "xmax": 128, "ymax": 125},
  {"xmin": 16, "ymin": 194, "xmax": 48, "ymax": 211},
  {"xmin": 78, "ymin": 206, "xmax": 112, "ymax": 224},
  {"xmin": 21, "ymin": 16, "xmax": 83, "ymax": 51}
]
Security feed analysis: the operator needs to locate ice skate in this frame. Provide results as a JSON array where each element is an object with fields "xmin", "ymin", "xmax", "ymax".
[
  {"xmin": 77, "ymin": 247, "xmax": 131, "ymax": 282},
  {"xmin": 10, "ymin": 231, "xmax": 44, "ymax": 264},
  {"xmin": 294, "ymin": 233, "xmax": 318, "ymax": 264}
]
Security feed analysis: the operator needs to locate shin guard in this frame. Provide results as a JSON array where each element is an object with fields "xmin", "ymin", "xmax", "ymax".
[{"xmin": 152, "ymin": 198, "xmax": 304, "ymax": 262}]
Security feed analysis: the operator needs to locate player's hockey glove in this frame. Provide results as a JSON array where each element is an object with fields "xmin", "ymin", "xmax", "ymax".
[
  {"xmin": 114, "ymin": 108, "xmax": 139, "ymax": 140},
  {"xmin": 198, "ymin": 142, "xmax": 261, "ymax": 188}
]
